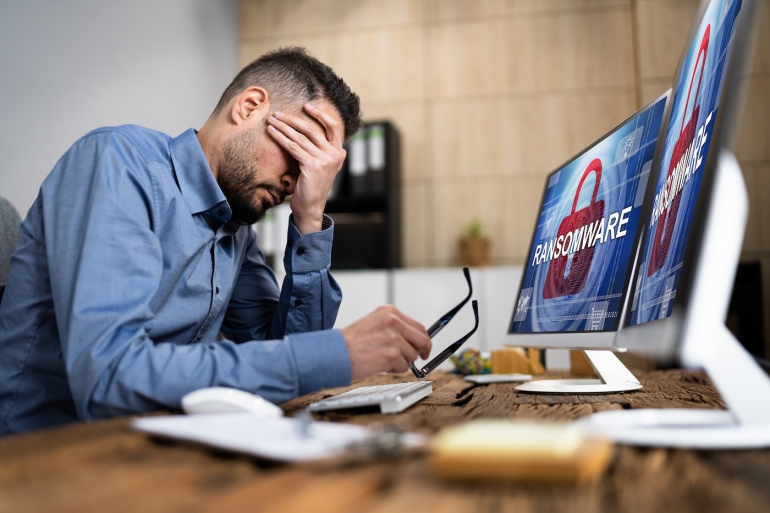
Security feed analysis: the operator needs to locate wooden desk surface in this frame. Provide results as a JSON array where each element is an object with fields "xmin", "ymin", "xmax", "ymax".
[{"xmin": 2, "ymin": 370, "xmax": 770, "ymax": 513}]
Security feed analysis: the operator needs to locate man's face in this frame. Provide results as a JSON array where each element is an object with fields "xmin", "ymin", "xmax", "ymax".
[
  {"xmin": 218, "ymin": 121, "xmax": 286, "ymax": 225},
  {"xmin": 217, "ymin": 101, "xmax": 338, "ymax": 225}
]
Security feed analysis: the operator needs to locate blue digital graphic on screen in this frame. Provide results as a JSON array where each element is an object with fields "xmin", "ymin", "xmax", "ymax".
[
  {"xmin": 629, "ymin": 0, "xmax": 742, "ymax": 325},
  {"xmin": 510, "ymin": 97, "xmax": 667, "ymax": 333}
]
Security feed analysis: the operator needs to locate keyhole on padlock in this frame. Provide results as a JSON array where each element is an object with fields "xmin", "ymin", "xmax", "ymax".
[
  {"xmin": 564, "ymin": 253, "xmax": 574, "ymax": 280},
  {"xmin": 660, "ymin": 215, "xmax": 671, "ymax": 243}
]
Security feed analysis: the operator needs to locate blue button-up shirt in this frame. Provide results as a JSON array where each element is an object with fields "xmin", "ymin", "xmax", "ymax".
[{"xmin": 0, "ymin": 125, "xmax": 350, "ymax": 434}]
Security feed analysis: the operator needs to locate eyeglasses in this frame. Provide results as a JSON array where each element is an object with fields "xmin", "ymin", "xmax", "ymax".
[{"xmin": 409, "ymin": 267, "xmax": 480, "ymax": 379}]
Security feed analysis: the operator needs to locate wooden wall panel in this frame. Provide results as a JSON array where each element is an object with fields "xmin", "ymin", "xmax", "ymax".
[{"xmin": 239, "ymin": 0, "xmax": 768, "ymax": 275}]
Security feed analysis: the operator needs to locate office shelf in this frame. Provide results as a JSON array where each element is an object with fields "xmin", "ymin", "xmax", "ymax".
[{"xmin": 327, "ymin": 121, "xmax": 400, "ymax": 270}]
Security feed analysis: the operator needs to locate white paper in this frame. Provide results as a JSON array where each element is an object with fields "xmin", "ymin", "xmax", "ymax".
[{"xmin": 133, "ymin": 413, "xmax": 425, "ymax": 462}]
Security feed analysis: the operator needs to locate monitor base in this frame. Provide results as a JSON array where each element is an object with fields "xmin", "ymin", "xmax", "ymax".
[
  {"xmin": 576, "ymin": 409, "xmax": 770, "ymax": 449},
  {"xmin": 515, "ymin": 379, "xmax": 642, "ymax": 394},
  {"xmin": 515, "ymin": 350, "xmax": 642, "ymax": 394},
  {"xmin": 599, "ymin": 424, "xmax": 770, "ymax": 449},
  {"xmin": 579, "ymin": 152, "xmax": 770, "ymax": 448},
  {"xmin": 580, "ymin": 324, "xmax": 770, "ymax": 448}
]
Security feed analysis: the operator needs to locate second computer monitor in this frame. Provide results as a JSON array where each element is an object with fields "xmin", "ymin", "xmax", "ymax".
[
  {"xmin": 507, "ymin": 91, "xmax": 669, "ymax": 349},
  {"xmin": 617, "ymin": 0, "xmax": 749, "ymax": 359}
]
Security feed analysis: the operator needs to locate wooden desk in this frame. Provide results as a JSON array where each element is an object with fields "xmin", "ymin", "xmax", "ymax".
[{"xmin": 2, "ymin": 370, "xmax": 770, "ymax": 513}]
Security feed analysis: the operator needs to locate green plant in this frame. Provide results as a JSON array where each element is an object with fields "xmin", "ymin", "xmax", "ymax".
[{"xmin": 467, "ymin": 220, "xmax": 483, "ymax": 238}]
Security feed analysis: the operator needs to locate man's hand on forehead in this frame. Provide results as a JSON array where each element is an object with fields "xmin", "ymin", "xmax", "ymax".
[
  {"xmin": 277, "ymin": 106, "xmax": 327, "ymax": 141},
  {"xmin": 267, "ymin": 102, "xmax": 346, "ymax": 234}
]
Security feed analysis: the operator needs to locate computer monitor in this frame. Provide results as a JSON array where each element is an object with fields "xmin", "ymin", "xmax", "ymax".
[
  {"xmin": 504, "ymin": 91, "xmax": 670, "ymax": 393},
  {"xmin": 580, "ymin": 0, "xmax": 770, "ymax": 448},
  {"xmin": 509, "ymin": 93, "xmax": 669, "ymax": 341},
  {"xmin": 617, "ymin": 0, "xmax": 753, "ymax": 359}
]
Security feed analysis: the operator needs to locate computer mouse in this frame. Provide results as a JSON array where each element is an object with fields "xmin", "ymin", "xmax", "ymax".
[{"xmin": 181, "ymin": 387, "xmax": 284, "ymax": 417}]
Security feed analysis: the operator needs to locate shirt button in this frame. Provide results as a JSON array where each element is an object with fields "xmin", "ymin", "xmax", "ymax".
[
  {"xmin": 297, "ymin": 247, "xmax": 305, "ymax": 255},
  {"xmin": 216, "ymin": 287, "xmax": 220, "ymax": 294},
  {"xmin": 294, "ymin": 299, "xmax": 302, "ymax": 307},
  {"xmin": 217, "ymin": 209, "xmax": 225, "ymax": 216}
]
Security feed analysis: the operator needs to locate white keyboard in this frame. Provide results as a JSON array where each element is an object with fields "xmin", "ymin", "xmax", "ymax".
[{"xmin": 307, "ymin": 381, "xmax": 433, "ymax": 414}]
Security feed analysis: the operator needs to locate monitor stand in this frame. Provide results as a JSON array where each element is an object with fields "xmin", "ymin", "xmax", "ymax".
[
  {"xmin": 579, "ymin": 150, "xmax": 770, "ymax": 449},
  {"xmin": 515, "ymin": 350, "xmax": 642, "ymax": 394}
]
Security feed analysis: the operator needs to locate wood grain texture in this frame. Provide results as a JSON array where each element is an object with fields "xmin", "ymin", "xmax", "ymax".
[{"xmin": 1, "ymin": 370, "xmax": 768, "ymax": 513}]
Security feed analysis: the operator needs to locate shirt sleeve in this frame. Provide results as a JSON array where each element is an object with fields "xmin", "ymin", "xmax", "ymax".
[
  {"xmin": 221, "ymin": 214, "xmax": 342, "ymax": 340},
  {"xmin": 46, "ymin": 131, "xmax": 350, "ymax": 420},
  {"xmin": 220, "ymin": 214, "xmax": 350, "ymax": 394}
]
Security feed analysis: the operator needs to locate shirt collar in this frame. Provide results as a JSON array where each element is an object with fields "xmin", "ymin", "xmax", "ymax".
[{"xmin": 169, "ymin": 128, "xmax": 229, "ymax": 216}]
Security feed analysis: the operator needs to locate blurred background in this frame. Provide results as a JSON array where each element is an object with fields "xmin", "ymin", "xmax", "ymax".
[{"xmin": 1, "ymin": 0, "xmax": 768, "ymax": 364}]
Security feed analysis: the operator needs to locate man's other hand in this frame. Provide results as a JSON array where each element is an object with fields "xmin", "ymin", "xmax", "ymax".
[
  {"xmin": 340, "ymin": 305, "xmax": 432, "ymax": 381},
  {"xmin": 266, "ymin": 103, "xmax": 345, "ymax": 234}
]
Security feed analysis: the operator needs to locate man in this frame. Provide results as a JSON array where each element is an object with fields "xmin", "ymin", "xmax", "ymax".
[{"xmin": 0, "ymin": 47, "xmax": 431, "ymax": 435}]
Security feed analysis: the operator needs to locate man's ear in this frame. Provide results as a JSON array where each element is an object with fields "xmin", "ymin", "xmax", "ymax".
[{"xmin": 230, "ymin": 87, "xmax": 270, "ymax": 126}]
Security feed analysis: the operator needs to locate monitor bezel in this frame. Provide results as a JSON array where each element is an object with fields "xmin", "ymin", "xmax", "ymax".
[
  {"xmin": 615, "ymin": 0, "xmax": 759, "ymax": 361},
  {"xmin": 506, "ymin": 88, "xmax": 672, "ymax": 348}
]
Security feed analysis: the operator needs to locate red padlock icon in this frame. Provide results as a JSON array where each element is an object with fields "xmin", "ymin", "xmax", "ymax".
[
  {"xmin": 543, "ymin": 158, "xmax": 605, "ymax": 299},
  {"xmin": 648, "ymin": 25, "xmax": 710, "ymax": 277}
]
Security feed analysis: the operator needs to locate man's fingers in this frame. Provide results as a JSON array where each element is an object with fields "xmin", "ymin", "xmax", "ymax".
[
  {"xmin": 373, "ymin": 305, "xmax": 432, "ymax": 361},
  {"xmin": 379, "ymin": 307, "xmax": 431, "ymax": 358},
  {"xmin": 343, "ymin": 305, "xmax": 435, "ymax": 381},
  {"xmin": 415, "ymin": 332, "xmax": 433, "ymax": 360},
  {"xmin": 267, "ymin": 116, "xmax": 323, "ymax": 158},
  {"xmin": 267, "ymin": 124, "xmax": 312, "ymax": 164},
  {"xmin": 395, "ymin": 310, "xmax": 428, "ymax": 335},
  {"xmin": 272, "ymin": 112, "xmax": 331, "ymax": 152},
  {"xmin": 397, "ymin": 337, "xmax": 420, "ymax": 364},
  {"xmin": 305, "ymin": 103, "xmax": 343, "ymax": 147},
  {"xmin": 386, "ymin": 311, "xmax": 431, "ymax": 361},
  {"xmin": 391, "ymin": 360, "xmax": 409, "ymax": 374},
  {"xmin": 376, "ymin": 304, "xmax": 427, "ymax": 333}
]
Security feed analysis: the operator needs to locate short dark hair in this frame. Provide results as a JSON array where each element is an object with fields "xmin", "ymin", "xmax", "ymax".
[{"xmin": 214, "ymin": 47, "xmax": 362, "ymax": 140}]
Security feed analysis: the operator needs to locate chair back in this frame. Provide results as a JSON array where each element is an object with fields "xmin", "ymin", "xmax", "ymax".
[{"xmin": 0, "ymin": 197, "xmax": 21, "ymax": 301}]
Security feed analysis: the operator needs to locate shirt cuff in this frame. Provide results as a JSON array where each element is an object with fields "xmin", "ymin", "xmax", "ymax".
[
  {"xmin": 286, "ymin": 214, "xmax": 334, "ymax": 273},
  {"xmin": 289, "ymin": 328, "xmax": 351, "ymax": 394}
]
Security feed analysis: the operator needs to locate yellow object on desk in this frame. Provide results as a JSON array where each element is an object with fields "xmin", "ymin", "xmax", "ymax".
[
  {"xmin": 428, "ymin": 420, "xmax": 613, "ymax": 484},
  {"xmin": 491, "ymin": 347, "xmax": 545, "ymax": 375}
]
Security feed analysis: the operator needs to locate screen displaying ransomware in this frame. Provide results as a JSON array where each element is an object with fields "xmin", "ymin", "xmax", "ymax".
[
  {"xmin": 510, "ymin": 95, "xmax": 667, "ymax": 333},
  {"xmin": 629, "ymin": 0, "xmax": 743, "ymax": 326}
]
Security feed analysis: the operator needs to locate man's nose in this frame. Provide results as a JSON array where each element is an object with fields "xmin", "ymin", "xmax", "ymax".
[{"xmin": 281, "ymin": 174, "xmax": 297, "ymax": 195}]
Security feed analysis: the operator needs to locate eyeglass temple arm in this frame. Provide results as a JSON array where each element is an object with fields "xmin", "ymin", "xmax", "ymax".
[
  {"xmin": 426, "ymin": 267, "xmax": 472, "ymax": 338},
  {"xmin": 412, "ymin": 300, "xmax": 479, "ymax": 379}
]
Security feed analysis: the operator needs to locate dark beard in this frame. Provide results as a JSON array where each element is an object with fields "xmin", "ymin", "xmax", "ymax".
[{"xmin": 218, "ymin": 126, "xmax": 283, "ymax": 225}]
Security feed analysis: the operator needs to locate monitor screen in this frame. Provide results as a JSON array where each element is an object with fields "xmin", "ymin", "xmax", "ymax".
[
  {"xmin": 628, "ymin": 0, "xmax": 743, "ymax": 326},
  {"xmin": 510, "ymin": 95, "xmax": 668, "ymax": 334}
]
